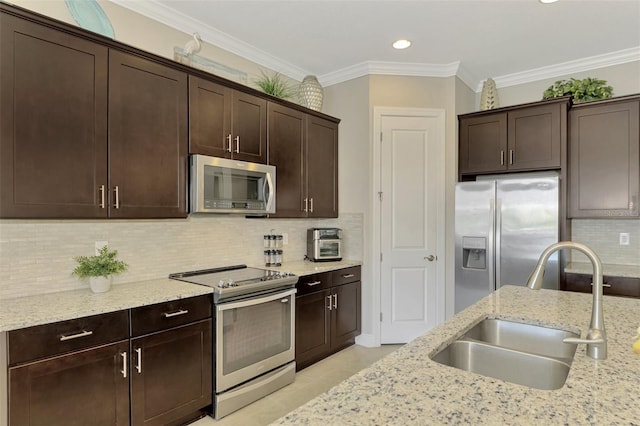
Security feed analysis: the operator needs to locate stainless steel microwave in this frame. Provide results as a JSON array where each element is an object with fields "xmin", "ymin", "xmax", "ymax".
[{"xmin": 190, "ymin": 155, "xmax": 276, "ymax": 214}]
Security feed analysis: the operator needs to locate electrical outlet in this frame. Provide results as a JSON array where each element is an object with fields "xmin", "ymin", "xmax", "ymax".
[
  {"xmin": 282, "ymin": 233, "xmax": 289, "ymax": 245},
  {"xmin": 619, "ymin": 233, "xmax": 630, "ymax": 246},
  {"xmin": 95, "ymin": 241, "xmax": 108, "ymax": 254}
]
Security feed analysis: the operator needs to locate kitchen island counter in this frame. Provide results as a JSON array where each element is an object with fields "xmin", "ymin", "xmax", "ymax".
[{"xmin": 274, "ymin": 286, "xmax": 640, "ymax": 425}]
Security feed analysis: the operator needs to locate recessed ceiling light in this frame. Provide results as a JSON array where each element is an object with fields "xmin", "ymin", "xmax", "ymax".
[
  {"xmin": 392, "ymin": 39, "xmax": 412, "ymax": 50},
  {"xmin": 539, "ymin": 0, "xmax": 559, "ymax": 3}
]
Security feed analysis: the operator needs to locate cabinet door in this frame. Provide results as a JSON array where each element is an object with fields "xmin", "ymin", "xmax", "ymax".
[
  {"xmin": 188, "ymin": 76, "xmax": 232, "ymax": 158},
  {"xmin": 268, "ymin": 103, "xmax": 306, "ymax": 218},
  {"xmin": 109, "ymin": 50, "xmax": 188, "ymax": 218},
  {"xmin": 130, "ymin": 320, "xmax": 212, "ymax": 426},
  {"xmin": 569, "ymin": 101, "xmax": 639, "ymax": 217},
  {"xmin": 0, "ymin": 13, "xmax": 108, "ymax": 218},
  {"xmin": 331, "ymin": 281, "xmax": 361, "ymax": 350},
  {"xmin": 508, "ymin": 103, "xmax": 562, "ymax": 171},
  {"xmin": 458, "ymin": 113, "xmax": 507, "ymax": 175},
  {"xmin": 232, "ymin": 91, "xmax": 267, "ymax": 163},
  {"xmin": 306, "ymin": 116, "xmax": 339, "ymax": 218},
  {"xmin": 9, "ymin": 340, "xmax": 129, "ymax": 426},
  {"xmin": 295, "ymin": 289, "xmax": 331, "ymax": 370}
]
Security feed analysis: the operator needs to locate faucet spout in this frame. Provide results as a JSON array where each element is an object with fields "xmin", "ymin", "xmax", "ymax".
[{"xmin": 526, "ymin": 241, "xmax": 606, "ymax": 360}]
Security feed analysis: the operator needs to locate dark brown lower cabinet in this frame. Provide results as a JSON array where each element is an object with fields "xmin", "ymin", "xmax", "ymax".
[
  {"xmin": 295, "ymin": 267, "xmax": 361, "ymax": 371},
  {"xmin": 9, "ymin": 340, "xmax": 130, "ymax": 426},
  {"xmin": 565, "ymin": 272, "xmax": 640, "ymax": 298},
  {"xmin": 130, "ymin": 320, "xmax": 212, "ymax": 426}
]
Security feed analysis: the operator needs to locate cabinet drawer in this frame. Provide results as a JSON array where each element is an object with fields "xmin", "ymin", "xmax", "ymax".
[
  {"xmin": 131, "ymin": 294, "xmax": 212, "ymax": 337},
  {"xmin": 296, "ymin": 272, "xmax": 332, "ymax": 296},
  {"xmin": 332, "ymin": 266, "xmax": 361, "ymax": 286},
  {"xmin": 8, "ymin": 310, "xmax": 129, "ymax": 366},
  {"xmin": 565, "ymin": 273, "xmax": 640, "ymax": 298}
]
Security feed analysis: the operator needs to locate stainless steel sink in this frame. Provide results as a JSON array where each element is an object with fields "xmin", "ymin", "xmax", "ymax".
[
  {"xmin": 430, "ymin": 319, "xmax": 579, "ymax": 390},
  {"xmin": 461, "ymin": 319, "xmax": 579, "ymax": 362}
]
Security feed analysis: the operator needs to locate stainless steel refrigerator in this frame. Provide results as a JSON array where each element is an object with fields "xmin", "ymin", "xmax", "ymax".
[{"xmin": 455, "ymin": 172, "xmax": 559, "ymax": 313}]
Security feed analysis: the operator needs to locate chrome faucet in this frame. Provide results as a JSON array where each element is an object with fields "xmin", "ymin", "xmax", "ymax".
[{"xmin": 526, "ymin": 241, "xmax": 607, "ymax": 360}]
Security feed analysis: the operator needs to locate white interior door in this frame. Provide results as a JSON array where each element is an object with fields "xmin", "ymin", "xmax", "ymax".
[{"xmin": 379, "ymin": 114, "xmax": 441, "ymax": 343}]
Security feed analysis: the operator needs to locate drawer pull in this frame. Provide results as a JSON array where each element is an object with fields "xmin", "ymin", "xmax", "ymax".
[
  {"xmin": 342, "ymin": 274, "xmax": 355, "ymax": 278},
  {"xmin": 59, "ymin": 330, "xmax": 93, "ymax": 341},
  {"xmin": 591, "ymin": 282, "xmax": 612, "ymax": 288},
  {"xmin": 163, "ymin": 309, "xmax": 189, "ymax": 318},
  {"xmin": 307, "ymin": 281, "xmax": 322, "ymax": 286}
]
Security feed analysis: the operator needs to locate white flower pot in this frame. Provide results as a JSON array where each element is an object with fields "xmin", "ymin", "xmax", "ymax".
[{"xmin": 89, "ymin": 276, "xmax": 112, "ymax": 293}]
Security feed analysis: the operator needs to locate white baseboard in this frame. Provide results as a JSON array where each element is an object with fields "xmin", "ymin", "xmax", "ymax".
[{"xmin": 355, "ymin": 333, "xmax": 379, "ymax": 348}]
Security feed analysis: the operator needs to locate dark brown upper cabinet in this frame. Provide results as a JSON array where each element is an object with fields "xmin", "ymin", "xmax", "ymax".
[
  {"xmin": 189, "ymin": 75, "xmax": 267, "ymax": 163},
  {"xmin": 568, "ymin": 97, "xmax": 639, "ymax": 218},
  {"xmin": 0, "ymin": 10, "xmax": 188, "ymax": 219},
  {"xmin": 459, "ymin": 99, "xmax": 568, "ymax": 177},
  {"xmin": 268, "ymin": 103, "xmax": 338, "ymax": 218},
  {"xmin": 109, "ymin": 51, "xmax": 188, "ymax": 219},
  {"xmin": 0, "ymin": 12, "xmax": 108, "ymax": 218}
]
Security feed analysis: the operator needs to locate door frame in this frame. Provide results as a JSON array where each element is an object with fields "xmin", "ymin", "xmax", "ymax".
[{"xmin": 371, "ymin": 107, "xmax": 446, "ymax": 345}]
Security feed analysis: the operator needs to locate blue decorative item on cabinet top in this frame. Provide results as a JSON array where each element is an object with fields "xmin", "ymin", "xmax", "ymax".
[{"xmin": 65, "ymin": 0, "xmax": 115, "ymax": 38}]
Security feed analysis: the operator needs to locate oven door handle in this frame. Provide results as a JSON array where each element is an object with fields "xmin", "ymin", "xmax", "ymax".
[{"xmin": 216, "ymin": 288, "xmax": 297, "ymax": 311}]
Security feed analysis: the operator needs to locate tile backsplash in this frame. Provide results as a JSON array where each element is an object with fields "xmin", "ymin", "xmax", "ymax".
[
  {"xmin": 0, "ymin": 214, "xmax": 363, "ymax": 300},
  {"xmin": 570, "ymin": 219, "xmax": 640, "ymax": 265}
]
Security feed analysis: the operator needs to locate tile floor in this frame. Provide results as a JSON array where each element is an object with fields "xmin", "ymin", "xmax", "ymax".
[{"xmin": 192, "ymin": 344, "xmax": 402, "ymax": 426}]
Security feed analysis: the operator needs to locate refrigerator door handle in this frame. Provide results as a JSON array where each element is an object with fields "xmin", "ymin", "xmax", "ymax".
[
  {"xmin": 495, "ymin": 197, "xmax": 502, "ymax": 289},
  {"xmin": 488, "ymin": 197, "xmax": 496, "ymax": 293}
]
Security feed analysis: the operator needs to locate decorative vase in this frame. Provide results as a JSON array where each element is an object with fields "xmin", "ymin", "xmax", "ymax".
[
  {"xmin": 299, "ymin": 75, "xmax": 323, "ymax": 111},
  {"xmin": 479, "ymin": 78, "xmax": 499, "ymax": 110},
  {"xmin": 89, "ymin": 276, "xmax": 112, "ymax": 293}
]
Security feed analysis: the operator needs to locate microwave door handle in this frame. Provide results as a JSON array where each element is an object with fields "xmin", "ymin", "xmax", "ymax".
[{"xmin": 264, "ymin": 173, "xmax": 274, "ymax": 212}]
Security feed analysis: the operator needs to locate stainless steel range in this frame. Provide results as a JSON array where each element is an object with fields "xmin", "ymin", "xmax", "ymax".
[{"xmin": 169, "ymin": 265, "xmax": 298, "ymax": 419}]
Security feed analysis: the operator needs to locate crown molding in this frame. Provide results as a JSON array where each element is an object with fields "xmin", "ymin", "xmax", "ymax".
[
  {"xmin": 319, "ymin": 61, "xmax": 461, "ymax": 87},
  {"xmin": 483, "ymin": 47, "xmax": 640, "ymax": 92},
  {"xmin": 108, "ymin": 0, "xmax": 310, "ymax": 79}
]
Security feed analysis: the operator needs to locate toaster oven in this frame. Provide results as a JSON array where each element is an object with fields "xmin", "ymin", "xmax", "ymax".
[{"xmin": 307, "ymin": 228, "xmax": 342, "ymax": 262}]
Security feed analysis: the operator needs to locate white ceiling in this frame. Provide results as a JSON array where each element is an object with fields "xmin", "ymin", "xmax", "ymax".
[{"xmin": 112, "ymin": 0, "xmax": 640, "ymax": 91}]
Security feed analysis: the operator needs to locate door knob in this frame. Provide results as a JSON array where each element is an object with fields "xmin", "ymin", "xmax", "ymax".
[{"xmin": 425, "ymin": 255, "xmax": 436, "ymax": 262}]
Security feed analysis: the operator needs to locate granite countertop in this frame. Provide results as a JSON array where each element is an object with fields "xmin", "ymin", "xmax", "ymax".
[
  {"xmin": 275, "ymin": 286, "xmax": 640, "ymax": 425},
  {"xmin": 0, "ymin": 278, "xmax": 212, "ymax": 332},
  {"xmin": 261, "ymin": 259, "xmax": 362, "ymax": 277},
  {"xmin": 0, "ymin": 261, "xmax": 360, "ymax": 333},
  {"xmin": 565, "ymin": 261, "xmax": 640, "ymax": 278}
]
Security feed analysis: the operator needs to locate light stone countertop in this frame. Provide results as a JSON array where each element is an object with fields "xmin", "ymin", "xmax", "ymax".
[
  {"xmin": 0, "ymin": 262, "xmax": 359, "ymax": 332},
  {"xmin": 263, "ymin": 259, "xmax": 362, "ymax": 277},
  {"xmin": 274, "ymin": 286, "xmax": 640, "ymax": 425},
  {"xmin": 0, "ymin": 278, "xmax": 212, "ymax": 332},
  {"xmin": 565, "ymin": 261, "xmax": 640, "ymax": 278}
]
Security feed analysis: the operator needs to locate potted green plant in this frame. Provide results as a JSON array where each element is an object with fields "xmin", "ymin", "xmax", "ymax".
[
  {"xmin": 254, "ymin": 70, "xmax": 296, "ymax": 100},
  {"xmin": 542, "ymin": 77, "xmax": 613, "ymax": 103},
  {"xmin": 72, "ymin": 246, "xmax": 128, "ymax": 293}
]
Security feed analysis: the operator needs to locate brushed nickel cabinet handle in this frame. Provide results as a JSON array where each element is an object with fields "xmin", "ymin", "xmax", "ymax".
[
  {"xmin": 509, "ymin": 149, "xmax": 514, "ymax": 165},
  {"xmin": 59, "ymin": 330, "xmax": 93, "ymax": 341},
  {"xmin": 234, "ymin": 136, "xmax": 240, "ymax": 153},
  {"xmin": 304, "ymin": 198, "xmax": 308, "ymax": 213},
  {"xmin": 135, "ymin": 348, "xmax": 142, "ymax": 373},
  {"xmin": 333, "ymin": 294, "xmax": 337, "ymax": 309},
  {"xmin": 327, "ymin": 295, "xmax": 332, "ymax": 310},
  {"xmin": 342, "ymin": 274, "xmax": 355, "ymax": 278},
  {"xmin": 120, "ymin": 352, "xmax": 127, "ymax": 378},
  {"xmin": 99, "ymin": 185, "xmax": 105, "ymax": 209},
  {"xmin": 226, "ymin": 134, "xmax": 232, "ymax": 152},
  {"xmin": 591, "ymin": 282, "xmax": 612, "ymax": 288},
  {"xmin": 114, "ymin": 186, "xmax": 120, "ymax": 209},
  {"xmin": 307, "ymin": 280, "xmax": 322, "ymax": 286},
  {"xmin": 310, "ymin": 198, "xmax": 314, "ymax": 213},
  {"xmin": 163, "ymin": 309, "xmax": 189, "ymax": 318},
  {"xmin": 500, "ymin": 150, "xmax": 505, "ymax": 166}
]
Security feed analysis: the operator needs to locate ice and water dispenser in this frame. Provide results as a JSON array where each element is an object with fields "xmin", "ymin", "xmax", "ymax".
[{"xmin": 461, "ymin": 236, "xmax": 487, "ymax": 270}]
